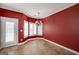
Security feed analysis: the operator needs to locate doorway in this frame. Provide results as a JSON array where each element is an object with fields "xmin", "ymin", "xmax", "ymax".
[{"xmin": 0, "ymin": 17, "xmax": 18, "ymax": 48}]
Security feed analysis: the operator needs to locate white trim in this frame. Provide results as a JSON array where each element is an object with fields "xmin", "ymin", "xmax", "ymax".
[
  {"xmin": 18, "ymin": 39, "xmax": 34, "ymax": 45},
  {"xmin": 18, "ymin": 38, "xmax": 79, "ymax": 54},
  {"xmin": 0, "ymin": 3, "xmax": 77, "ymax": 19},
  {"xmin": 46, "ymin": 4, "xmax": 76, "ymax": 18},
  {"xmin": 42, "ymin": 38, "xmax": 79, "ymax": 55}
]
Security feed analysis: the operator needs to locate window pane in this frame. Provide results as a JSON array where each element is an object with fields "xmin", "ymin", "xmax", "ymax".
[
  {"xmin": 24, "ymin": 20, "xmax": 28, "ymax": 38},
  {"xmin": 33, "ymin": 23, "xmax": 37, "ymax": 35},
  {"xmin": 29, "ymin": 22, "xmax": 34, "ymax": 36},
  {"xmin": 38, "ymin": 23, "xmax": 43, "ymax": 35},
  {"xmin": 6, "ymin": 22, "xmax": 14, "ymax": 42}
]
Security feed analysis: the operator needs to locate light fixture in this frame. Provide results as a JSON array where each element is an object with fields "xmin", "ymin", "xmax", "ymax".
[{"xmin": 35, "ymin": 11, "xmax": 40, "ymax": 25}]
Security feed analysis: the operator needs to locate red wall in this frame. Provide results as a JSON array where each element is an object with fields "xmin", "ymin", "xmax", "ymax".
[
  {"xmin": 0, "ymin": 8, "xmax": 25, "ymax": 43},
  {"xmin": 0, "ymin": 8, "xmax": 43, "ymax": 43},
  {"xmin": 25, "ymin": 16, "xmax": 37, "ymax": 23},
  {"xmin": 43, "ymin": 4, "xmax": 79, "ymax": 52}
]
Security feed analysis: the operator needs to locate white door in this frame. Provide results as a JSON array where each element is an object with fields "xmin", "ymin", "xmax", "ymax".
[{"xmin": 0, "ymin": 17, "xmax": 18, "ymax": 48}]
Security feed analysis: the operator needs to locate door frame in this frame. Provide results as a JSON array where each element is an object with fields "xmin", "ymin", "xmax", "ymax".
[{"xmin": 0, "ymin": 17, "xmax": 18, "ymax": 48}]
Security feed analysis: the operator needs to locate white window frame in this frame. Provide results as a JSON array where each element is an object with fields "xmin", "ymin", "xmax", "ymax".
[
  {"xmin": 24, "ymin": 21, "xmax": 43, "ymax": 37},
  {"xmin": 24, "ymin": 20, "xmax": 28, "ymax": 38}
]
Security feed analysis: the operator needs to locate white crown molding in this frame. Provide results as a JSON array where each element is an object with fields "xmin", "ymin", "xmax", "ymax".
[{"xmin": 0, "ymin": 3, "xmax": 77, "ymax": 19}]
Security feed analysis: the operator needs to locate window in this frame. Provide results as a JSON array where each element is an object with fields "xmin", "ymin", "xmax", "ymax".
[
  {"xmin": 37, "ymin": 22, "xmax": 43, "ymax": 35},
  {"xmin": 24, "ymin": 20, "xmax": 43, "ymax": 38},
  {"xmin": 29, "ymin": 22, "xmax": 34, "ymax": 36},
  {"xmin": 33, "ymin": 23, "xmax": 37, "ymax": 35},
  {"xmin": 24, "ymin": 20, "xmax": 28, "ymax": 38}
]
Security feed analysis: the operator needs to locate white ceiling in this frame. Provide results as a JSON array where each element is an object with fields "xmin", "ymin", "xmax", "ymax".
[{"xmin": 0, "ymin": 3, "xmax": 76, "ymax": 19}]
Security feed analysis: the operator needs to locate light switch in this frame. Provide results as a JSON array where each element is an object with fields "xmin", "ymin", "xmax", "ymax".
[{"xmin": 20, "ymin": 29, "xmax": 23, "ymax": 32}]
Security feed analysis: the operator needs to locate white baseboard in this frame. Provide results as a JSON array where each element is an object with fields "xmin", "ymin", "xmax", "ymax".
[
  {"xmin": 18, "ymin": 38, "xmax": 79, "ymax": 55},
  {"xmin": 42, "ymin": 38, "xmax": 79, "ymax": 55}
]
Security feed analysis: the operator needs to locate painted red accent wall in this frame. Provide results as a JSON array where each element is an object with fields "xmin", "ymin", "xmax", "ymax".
[
  {"xmin": 26, "ymin": 16, "xmax": 37, "ymax": 23},
  {"xmin": 43, "ymin": 4, "xmax": 79, "ymax": 52},
  {"xmin": 0, "ymin": 8, "xmax": 25, "ymax": 43},
  {"xmin": 25, "ymin": 16, "xmax": 43, "ymax": 23},
  {"xmin": 0, "ymin": 8, "xmax": 42, "ymax": 43}
]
